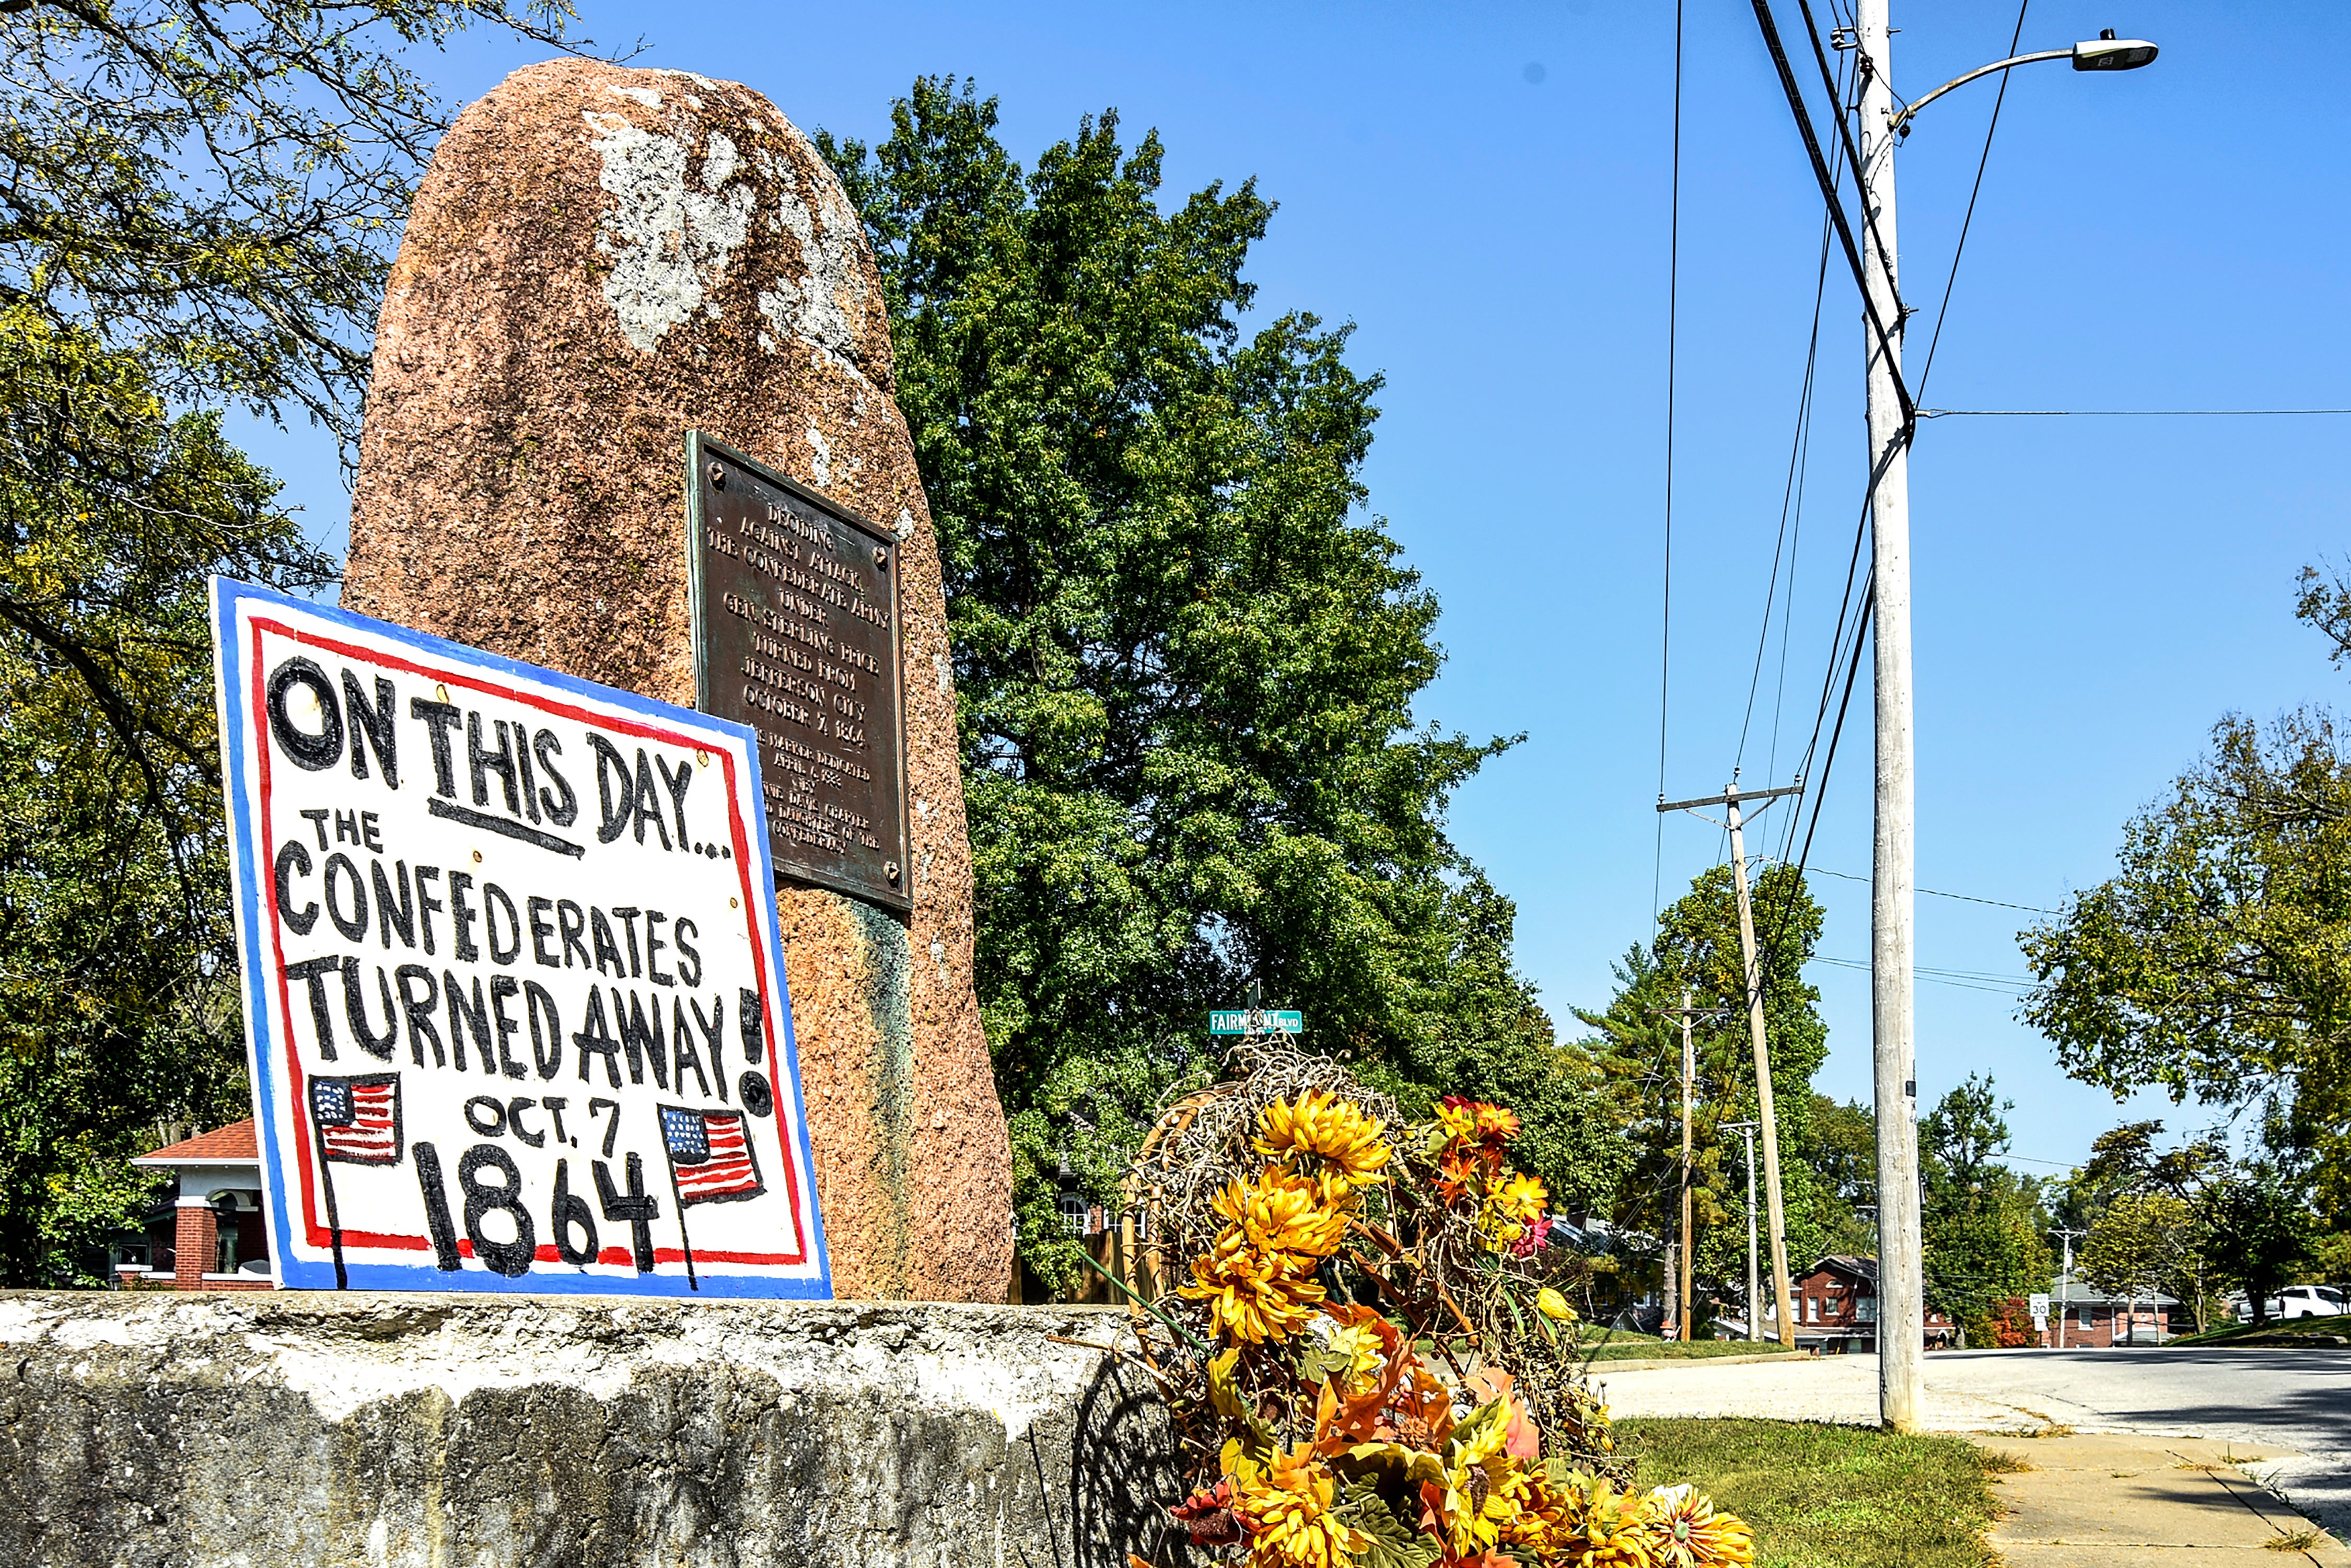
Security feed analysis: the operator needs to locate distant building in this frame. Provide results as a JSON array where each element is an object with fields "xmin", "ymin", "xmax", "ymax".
[
  {"xmin": 120, "ymin": 1120, "xmax": 271, "ymax": 1291},
  {"xmin": 2038, "ymin": 1272, "xmax": 2178, "ymax": 1346},
  {"xmin": 1726, "ymin": 1255, "xmax": 1958, "ymax": 1352}
]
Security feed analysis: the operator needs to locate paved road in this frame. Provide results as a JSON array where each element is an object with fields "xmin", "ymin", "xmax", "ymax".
[{"xmin": 1595, "ymin": 1345, "xmax": 2351, "ymax": 1534}]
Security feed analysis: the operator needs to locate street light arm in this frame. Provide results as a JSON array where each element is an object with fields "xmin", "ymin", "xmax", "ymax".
[
  {"xmin": 1889, "ymin": 33, "xmax": 2159, "ymax": 136},
  {"xmin": 1889, "ymin": 49, "xmax": 2071, "ymax": 135}
]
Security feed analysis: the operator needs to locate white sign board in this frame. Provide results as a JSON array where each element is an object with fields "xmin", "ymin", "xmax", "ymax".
[
  {"xmin": 2029, "ymin": 1293, "xmax": 2051, "ymax": 1316},
  {"xmin": 213, "ymin": 579, "xmax": 829, "ymax": 1296}
]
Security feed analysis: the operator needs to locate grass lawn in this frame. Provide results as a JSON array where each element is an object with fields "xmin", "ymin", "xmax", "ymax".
[
  {"xmin": 2168, "ymin": 1311, "xmax": 2351, "ymax": 1346},
  {"xmin": 1580, "ymin": 1338, "xmax": 1799, "ymax": 1362},
  {"xmin": 1617, "ymin": 1418, "xmax": 1999, "ymax": 1568}
]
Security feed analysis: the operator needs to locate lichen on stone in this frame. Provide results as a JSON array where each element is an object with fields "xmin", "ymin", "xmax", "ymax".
[{"xmin": 583, "ymin": 108, "xmax": 754, "ymax": 353}]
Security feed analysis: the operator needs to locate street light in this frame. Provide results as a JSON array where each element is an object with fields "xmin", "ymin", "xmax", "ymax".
[
  {"xmin": 1849, "ymin": 1, "xmax": 2156, "ymax": 1433},
  {"xmin": 1892, "ymin": 30, "xmax": 2159, "ymax": 137}
]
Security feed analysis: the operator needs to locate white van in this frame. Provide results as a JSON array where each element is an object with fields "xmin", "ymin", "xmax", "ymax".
[{"xmin": 2231, "ymin": 1285, "xmax": 2347, "ymax": 1321}]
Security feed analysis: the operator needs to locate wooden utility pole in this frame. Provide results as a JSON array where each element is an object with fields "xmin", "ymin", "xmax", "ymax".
[
  {"xmin": 1681, "ymin": 991, "xmax": 1694, "ymax": 1343},
  {"xmin": 1648, "ymin": 987, "xmax": 1727, "ymax": 1344},
  {"xmin": 1723, "ymin": 1118, "xmax": 1761, "ymax": 1341},
  {"xmin": 1659, "ymin": 779, "xmax": 1802, "ymax": 1350},
  {"xmin": 1855, "ymin": 0, "xmax": 1927, "ymax": 1428}
]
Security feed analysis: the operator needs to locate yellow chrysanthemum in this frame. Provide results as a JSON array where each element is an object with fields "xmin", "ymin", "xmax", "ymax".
[
  {"xmin": 1181, "ymin": 1246, "xmax": 1325, "ymax": 1343},
  {"xmin": 1231, "ymin": 1444, "xmax": 1365, "ymax": 1568},
  {"xmin": 1562, "ymin": 1479, "xmax": 1657, "ymax": 1567},
  {"xmin": 1209, "ymin": 1167, "xmax": 1351, "ymax": 1263},
  {"xmin": 1504, "ymin": 1468, "xmax": 1587, "ymax": 1557},
  {"xmin": 1256, "ymin": 1090, "xmax": 1393, "ymax": 1199},
  {"xmin": 1642, "ymin": 1484, "xmax": 1754, "ymax": 1567}
]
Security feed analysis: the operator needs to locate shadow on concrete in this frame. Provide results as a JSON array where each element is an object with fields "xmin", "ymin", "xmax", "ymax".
[{"xmin": 1066, "ymin": 1353, "xmax": 1185, "ymax": 1568}]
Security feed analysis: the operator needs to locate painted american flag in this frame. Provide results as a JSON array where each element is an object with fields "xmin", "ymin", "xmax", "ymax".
[
  {"xmin": 659, "ymin": 1106, "xmax": 765, "ymax": 1206},
  {"xmin": 311, "ymin": 1075, "xmax": 402, "ymax": 1165}
]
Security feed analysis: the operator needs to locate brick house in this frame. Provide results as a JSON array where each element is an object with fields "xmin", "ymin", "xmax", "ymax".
[
  {"xmin": 1771, "ymin": 1254, "xmax": 1958, "ymax": 1352},
  {"xmin": 119, "ymin": 1120, "xmax": 272, "ymax": 1291},
  {"xmin": 2036, "ymin": 1271, "xmax": 2178, "ymax": 1346}
]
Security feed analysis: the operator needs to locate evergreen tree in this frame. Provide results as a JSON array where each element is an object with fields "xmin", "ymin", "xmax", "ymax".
[
  {"xmin": 817, "ymin": 80, "xmax": 1592, "ymax": 1288},
  {"xmin": 1580, "ymin": 864, "xmax": 1841, "ymax": 1323},
  {"xmin": 1919, "ymin": 1075, "xmax": 2051, "ymax": 1343}
]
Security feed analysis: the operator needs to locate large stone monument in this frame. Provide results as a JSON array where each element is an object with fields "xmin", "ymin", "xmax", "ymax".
[{"xmin": 343, "ymin": 61, "xmax": 1010, "ymax": 1302}]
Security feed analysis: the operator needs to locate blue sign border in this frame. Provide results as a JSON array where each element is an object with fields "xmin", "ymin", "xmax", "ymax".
[{"xmin": 213, "ymin": 576, "xmax": 832, "ymax": 1297}]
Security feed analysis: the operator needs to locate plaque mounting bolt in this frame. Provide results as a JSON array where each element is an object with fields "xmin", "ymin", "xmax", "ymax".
[
  {"xmin": 873, "ymin": 545, "xmax": 889, "ymax": 570},
  {"xmin": 885, "ymin": 860, "xmax": 901, "ymax": 883},
  {"xmin": 708, "ymin": 461, "xmax": 726, "ymax": 489}
]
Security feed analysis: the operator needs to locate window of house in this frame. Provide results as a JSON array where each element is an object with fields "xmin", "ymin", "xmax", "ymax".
[
  {"xmin": 1057, "ymin": 1192, "xmax": 1087, "ymax": 1236},
  {"xmin": 1856, "ymin": 1296, "xmax": 1877, "ymax": 1322}
]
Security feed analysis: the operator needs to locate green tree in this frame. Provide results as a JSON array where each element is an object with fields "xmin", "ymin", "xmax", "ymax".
[
  {"xmin": 2080, "ymin": 1190, "xmax": 2196, "ymax": 1344},
  {"xmin": 0, "ymin": 0, "xmax": 592, "ymax": 1282},
  {"xmin": 2201, "ymin": 1165, "xmax": 2314, "ymax": 1328},
  {"xmin": 1919, "ymin": 1075, "xmax": 2051, "ymax": 1343},
  {"xmin": 816, "ymin": 80, "xmax": 1595, "ymax": 1289},
  {"xmin": 2022, "ymin": 571, "xmax": 2351, "ymax": 1217},
  {"xmin": 2071, "ymin": 1119, "xmax": 2313, "ymax": 1329},
  {"xmin": 1580, "ymin": 863, "xmax": 1838, "ymax": 1326},
  {"xmin": 1808, "ymin": 1094, "xmax": 1879, "ymax": 1257}
]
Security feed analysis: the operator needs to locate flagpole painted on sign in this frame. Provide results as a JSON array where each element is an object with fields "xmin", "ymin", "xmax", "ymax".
[
  {"xmin": 314, "ymin": 1118, "xmax": 348, "ymax": 1291},
  {"xmin": 666, "ymin": 1158, "xmax": 699, "ymax": 1291}
]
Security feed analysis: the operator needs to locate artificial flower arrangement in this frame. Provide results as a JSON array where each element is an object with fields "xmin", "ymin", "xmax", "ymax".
[{"xmin": 1126, "ymin": 1052, "xmax": 1751, "ymax": 1568}]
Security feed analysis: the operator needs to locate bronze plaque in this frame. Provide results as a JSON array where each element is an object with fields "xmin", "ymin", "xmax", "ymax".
[{"xmin": 686, "ymin": 431, "xmax": 911, "ymax": 912}]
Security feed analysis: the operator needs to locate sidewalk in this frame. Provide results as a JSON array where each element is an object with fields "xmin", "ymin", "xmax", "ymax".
[
  {"xmin": 1977, "ymin": 1433, "xmax": 2351, "ymax": 1566},
  {"xmin": 1595, "ymin": 1353, "xmax": 2351, "ymax": 1563}
]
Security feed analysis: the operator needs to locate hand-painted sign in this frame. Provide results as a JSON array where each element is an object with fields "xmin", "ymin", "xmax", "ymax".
[{"xmin": 212, "ymin": 579, "xmax": 829, "ymax": 1296}]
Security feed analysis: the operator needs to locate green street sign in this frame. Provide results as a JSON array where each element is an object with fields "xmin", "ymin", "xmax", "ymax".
[{"xmin": 1208, "ymin": 1009, "xmax": 1303, "ymax": 1035}]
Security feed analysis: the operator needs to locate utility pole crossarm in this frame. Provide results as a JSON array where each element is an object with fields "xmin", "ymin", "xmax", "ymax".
[{"xmin": 1657, "ymin": 781, "xmax": 1803, "ymax": 815}]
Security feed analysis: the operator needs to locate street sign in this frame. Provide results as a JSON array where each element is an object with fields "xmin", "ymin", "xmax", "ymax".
[
  {"xmin": 213, "ymin": 578, "xmax": 830, "ymax": 1297},
  {"xmin": 1208, "ymin": 1010, "xmax": 1303, "ymax": 1036},
  {"xmin": 2029, "ymin": 1293, "xmax": 2051, "ymax": 1316}
]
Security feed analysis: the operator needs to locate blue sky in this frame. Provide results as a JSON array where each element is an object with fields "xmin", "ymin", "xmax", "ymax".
[{"xmin": 240, "ymin": 2, "xmax": 2351, "ymax": 1179}]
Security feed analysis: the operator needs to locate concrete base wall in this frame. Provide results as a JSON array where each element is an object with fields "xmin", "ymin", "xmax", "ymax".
[{"xmin": 0, "ymin": 1292, "xmax": 1177, "ymax": 1567}]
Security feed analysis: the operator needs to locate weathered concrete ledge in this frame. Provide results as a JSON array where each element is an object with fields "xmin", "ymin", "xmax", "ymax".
[{"xmin": 0, "ymin": 1292, "xmax": 1178, "ymax": 1567}]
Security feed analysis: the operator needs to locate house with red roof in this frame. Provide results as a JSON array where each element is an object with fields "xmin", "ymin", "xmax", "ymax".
[{"xmin": 122, "ymin": 1120, "xmax": 272, "ymax": 1291}]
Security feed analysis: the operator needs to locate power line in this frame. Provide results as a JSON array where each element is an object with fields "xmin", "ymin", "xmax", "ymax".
[
  {"xmin": 1655, "ymin": 0, "xmax": 1685, "ymax": 937},
  {"xmin": 1767, "ymin": 861, "xmax": 2057, "ymax": 915},
  {"xmin": 1745, "ymin": 0, "xmax": 1916, "ymax": 430},
  {"xmin": 1914, "ymin": 0, "xmax": 2029, "ymax": 399},
  {"xmin": 1810, "ymin": 955, "xmax": 2031, "ymax": 996},
  {"xmin": 1740, "ymin": 53, "xmax": 1846, "ymax": 781}
]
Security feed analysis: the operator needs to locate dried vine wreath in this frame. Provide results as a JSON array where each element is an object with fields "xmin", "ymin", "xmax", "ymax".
[{"xmin": 1115, "ymin": 1044, "xmax": 1753, "ymax": 1567}]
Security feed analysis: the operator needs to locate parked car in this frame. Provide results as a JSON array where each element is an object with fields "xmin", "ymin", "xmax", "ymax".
[
  {"xmin": 2276, "ymin": 1285, "xmax": 2347, "ymax": 1319},
  {"xmin": 2227, "ymin": 1285, "xmax": 2347, "ymax": 1321}
]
